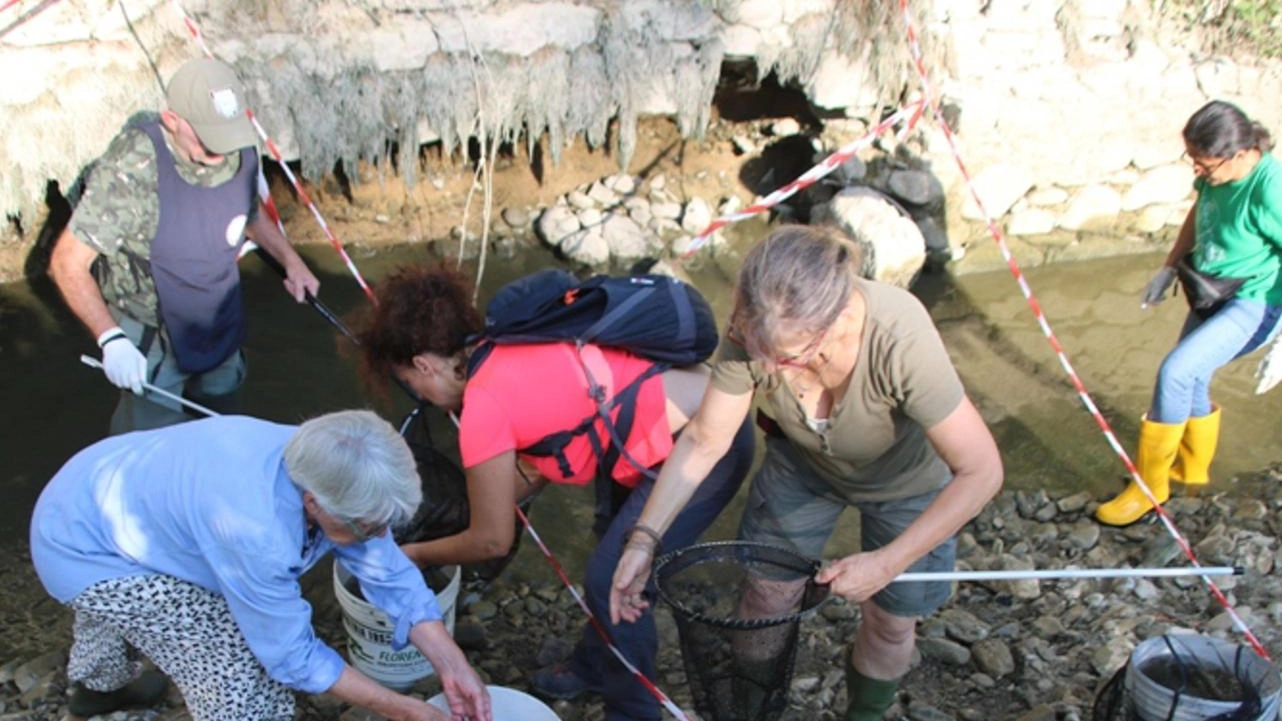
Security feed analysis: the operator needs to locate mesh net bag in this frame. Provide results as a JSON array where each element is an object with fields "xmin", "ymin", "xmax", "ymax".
[
  {"xmin": 394, "ymin": 405, "xmax": 524, "ymax": 587},
  {"xmin": 654, "ymin": 541, "xmax": 832, "ymax": 721}
]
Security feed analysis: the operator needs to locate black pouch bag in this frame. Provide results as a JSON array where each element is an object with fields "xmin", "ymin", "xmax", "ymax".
[{"xmin": 1176, "ymin": 254, "xmax": 1251, "ymax": 319}]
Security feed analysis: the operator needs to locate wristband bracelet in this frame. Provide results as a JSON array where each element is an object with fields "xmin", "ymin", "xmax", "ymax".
[
  {"xmin": 97, "ymin": 329, "xmax": 128, "ymax": 348},
  {"xmin": 625, "ymin": 523, "xmax": 663, "ymax": 555}
]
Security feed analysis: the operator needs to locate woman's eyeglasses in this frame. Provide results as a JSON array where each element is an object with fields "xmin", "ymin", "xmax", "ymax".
[
  {"xmin": 773, "ymin": 328, "xmax": 829, "ymax": 369},
  {"xmin": 1182, "ymin": 151, "xmax": 1229, "ymax": 175},
  {"xmin": 343, "ymin": 517, "xmax": 389, "ymax": 543}
]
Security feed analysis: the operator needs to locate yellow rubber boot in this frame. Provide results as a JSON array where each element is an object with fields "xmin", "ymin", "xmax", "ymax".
[
  {"xmin": 1169, "ymin": 405, "xmax": 1220, "ymax": 487},
  {"xmin": 1095, "ymin": 416, "xmax": 1186, "ymax": 526}
]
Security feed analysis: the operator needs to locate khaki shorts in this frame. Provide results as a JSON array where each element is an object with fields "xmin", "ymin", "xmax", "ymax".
[{"xmin": 737, "ymin": 436, "xmax": 955, "ymax": 617}]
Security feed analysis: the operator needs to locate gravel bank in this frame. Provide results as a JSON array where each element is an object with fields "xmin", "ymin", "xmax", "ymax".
[{"xmin": 3, "ymin": 466, "xmax": 1280, "ymax": 721}]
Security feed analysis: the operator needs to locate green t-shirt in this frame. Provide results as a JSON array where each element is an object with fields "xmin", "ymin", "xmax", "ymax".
[
  {"xmin": 69, "ymin": 119, "xmax": 246, "ymax": 326},
  {"xmin": 710, "ymin": 278, "xmax": 964, "ymax": 502},
  {"xmin": 1192, "ymin": 152, "xmax": 1282, "ymax": 304}
]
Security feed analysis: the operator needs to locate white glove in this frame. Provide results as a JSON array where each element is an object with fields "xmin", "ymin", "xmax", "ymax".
[
  {"xmin": 1255, "ymin": 337, "xmax": 1282, "ymax": 395},
  {"xmin": 97, "ymin": 327, "xmax": 146, "ymax": 395},
  {"xmin": 1140, "ymin": 266, "xmax": 1177, "ymax": 308}
]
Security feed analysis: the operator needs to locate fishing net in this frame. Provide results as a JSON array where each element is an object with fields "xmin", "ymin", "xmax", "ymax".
[
  {"xmin": 653, "ymin": 541, "xmax": 832, "ymax": 721},
  {"xmin": 394, "ymin": 405, "xmax": 526, "ymax": 587}
]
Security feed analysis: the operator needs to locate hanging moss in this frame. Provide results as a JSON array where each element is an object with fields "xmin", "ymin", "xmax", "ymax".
[
  {"xmin": 524, "ymin": 47, "xmax": 570, "ymax": 163},
  {"xmin": 567, "ymin": 45, "xmax": 613, "ymax": 154}
]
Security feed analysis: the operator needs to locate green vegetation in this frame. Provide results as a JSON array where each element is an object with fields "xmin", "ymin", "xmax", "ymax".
[{"xmin": 1158, "ymin": 0, "xmax": 1282, "ymax": 57}]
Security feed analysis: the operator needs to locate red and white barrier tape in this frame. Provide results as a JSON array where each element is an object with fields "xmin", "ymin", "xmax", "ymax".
[
  {"xmin": 168, "ymin": 0, "xmax": 689, "ymax": 709},
  {"xmin": 166, "ymin": 0, "xmax": 378, "ymax": 304},
  {"xmin": 514, "ymin": 505, "xmax": 692, "ymax": 721},
  {"xmin": 894, "ymin": 0, "xmax": 1269, "ymax": 660},
  {"xmin": 681, "ymin": 99, "xmax": 927, "ymax": 257}
]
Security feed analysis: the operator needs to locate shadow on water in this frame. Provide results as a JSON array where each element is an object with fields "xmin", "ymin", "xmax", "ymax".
[{"xmin": 3, "ymin": 243, "xmax": 1280, "ymax": 581}]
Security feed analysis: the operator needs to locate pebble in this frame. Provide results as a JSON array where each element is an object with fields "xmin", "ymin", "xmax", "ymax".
[
  {"xmin": 500, "ymin": 206, "xmax": 529, "ymax": 228},
  {"xmin": 971, "ymin": 639, "xmax": 1015, "ymax": 678}
]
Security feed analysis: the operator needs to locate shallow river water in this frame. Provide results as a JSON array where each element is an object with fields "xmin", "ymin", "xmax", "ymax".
[{"xmin": 1, "ymin": 242, "xmax": 1279, "ymax": 581}]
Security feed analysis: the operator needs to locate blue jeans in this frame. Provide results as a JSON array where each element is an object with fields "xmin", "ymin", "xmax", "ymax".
[
  {"xmin": 1150, "ymin": 299, "xmax": 1282, "ymax": 423},
  {"xmin": 569, "ymin": 417, "xmax": 755, "ymax": 721}
]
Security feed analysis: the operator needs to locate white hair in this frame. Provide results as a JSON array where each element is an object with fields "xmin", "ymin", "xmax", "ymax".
[{"xmin": 284, "ymin": 410, "xmax": 421, "ymax": 525}]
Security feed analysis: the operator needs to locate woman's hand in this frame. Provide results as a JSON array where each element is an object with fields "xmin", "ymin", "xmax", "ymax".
[
  {"xmin": 411, "ymin": 622, "xmax": 492, "ymax": 721},
  {"xmin": 609, "ymin": 539, "xmax": 657, "ymax": 624},
  {"xmin": 437, "ymin": 664, "xmax": 491, "ymax": 721},
  {"xmin": 814, "ymin": 550, "xmax": 900, "ymax": 603},
  {"xmin": 1141, "ymin": 266, "xmax": 1177, "ymax": 308}
]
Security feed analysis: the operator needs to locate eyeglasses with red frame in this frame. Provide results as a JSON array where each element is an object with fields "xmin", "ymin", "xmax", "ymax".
[{"xmin": 773, "ymin": 328, "xmax": 829, "ymax": 369}]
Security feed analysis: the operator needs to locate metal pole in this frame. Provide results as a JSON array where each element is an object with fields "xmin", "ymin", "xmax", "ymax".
[
  {"xmin": 80, "ymin": 355, "xmax": 220, "ymax": 418},
  {"xmin": 894, "ymin": 566, "xmax": 1242, "ymax": 583}
]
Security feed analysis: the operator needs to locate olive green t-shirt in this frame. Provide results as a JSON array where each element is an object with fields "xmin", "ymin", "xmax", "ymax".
[
  {"xmin": 711, "ymin": 278, "xmax": 964, "ymax": 502},
  {"xmin": 1192, "ymin": 152, "xmax": 1282, "ymax": 305},
  {"xmin": 69, "ymin": 119, "xmax": 246, "ymax": 326}
]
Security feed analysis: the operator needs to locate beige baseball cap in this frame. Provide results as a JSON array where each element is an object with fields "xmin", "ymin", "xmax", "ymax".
[{"xmin": 165, "ymin": 58, "xmax": 257, "ymax": 154}]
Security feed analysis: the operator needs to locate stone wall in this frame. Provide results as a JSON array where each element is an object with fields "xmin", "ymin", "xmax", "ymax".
[{"xmin": 2, "ymin": 0, "xmax": 1281, "ymax": 280}]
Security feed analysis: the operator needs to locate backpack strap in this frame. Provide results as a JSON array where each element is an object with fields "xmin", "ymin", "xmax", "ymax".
[
  {"xmin": 464, "ymin": 340, "xmax": 495, "ymax": 378},
  {"xmin": 580, "ymin": 284, "xmax": 654, "ymax": 343},
  {"xmin": 588, "ymin": 361, "xmax": 667, "ymax": 535}
]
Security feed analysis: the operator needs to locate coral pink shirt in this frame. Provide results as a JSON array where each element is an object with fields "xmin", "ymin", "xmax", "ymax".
[{"xmin": 458, "ymin": 343, "xmax": 674, "ymax": 487}]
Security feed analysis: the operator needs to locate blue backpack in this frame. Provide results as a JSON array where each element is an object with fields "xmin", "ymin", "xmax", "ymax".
[{"xmin": 466, "ymin": 269, "xmax": 719, "ymax": 533}]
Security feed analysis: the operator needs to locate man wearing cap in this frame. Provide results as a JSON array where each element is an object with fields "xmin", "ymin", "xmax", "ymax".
[{"xmin": 50, "ymin": 58, "xmax": 320, "ymax": 434}]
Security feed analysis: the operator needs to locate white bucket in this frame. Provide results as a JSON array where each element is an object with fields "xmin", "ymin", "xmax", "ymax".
[
  {"xmin": 427, "ymin": 685, "xmax": 560, "ymax": 721},
  {"xmin": 332, "ymin": 562, "xmax": 460, "ymax": 691},
  {"xmin": 1125, "ymin": 634, "xmax": 1282, "ymax": 721}
]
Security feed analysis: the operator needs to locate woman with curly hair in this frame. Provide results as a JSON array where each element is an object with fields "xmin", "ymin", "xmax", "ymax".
[{"xmin": 356, "ymin": 266, "xmax": 754, "ymax": 721}]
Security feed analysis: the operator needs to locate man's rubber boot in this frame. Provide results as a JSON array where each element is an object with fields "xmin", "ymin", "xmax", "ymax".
[
  {"xmin": 68, "ymin": 670, "xmax": 168, "ymax": 718},
  {"xmin": 1169, "ymin": 405, "xmax": 1220, "ymax": 488},
  {"xmin": 1095, "ymin": 416, "xmax": 1186, "ymax": 526},
  {"xmin": 845, "ymin": 653, "xmax": 899, "ymax": 721}
]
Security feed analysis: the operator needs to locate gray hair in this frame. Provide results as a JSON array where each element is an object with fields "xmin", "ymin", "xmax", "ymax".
[
  {"xmin": 284, "ymin": 410, "xmax": 421, "ymax": 526},
  {"xmin": 728, "ymin": 225, "xmax": 862, "ymax": 361}
]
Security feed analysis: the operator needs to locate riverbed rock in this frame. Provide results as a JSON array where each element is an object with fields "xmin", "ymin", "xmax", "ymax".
[
  {"xmin": 681, "ymin": 197, "xmax": 713, "ymax": 235},
  {"xmin": 917, "ymin": 637, "xmax": 971, "ymax": 666},
  {"xmin": 887, "ymin": 169, "xmax": 945, "ymax": 210},
  {"xmin": 811, "ymin": 187, "xmax": 926, "ymax": 288},
  {"xmin": 600, "ymin": 214, "xmax": 654, "ymax": 260},
  {"xmin": 938, "ymin": 608, "xmax": 989, "ymax": 644},
  {"xmin": 535, "ymin": 205, "xmax": 582, "ymax": 246},
  {"xmin": 12, "ymin": 652, "xmax": 62, "ymax": 694},
  {"xmin": 971, "ymin": 639, "xmax": 1015, "ymax": 678}
]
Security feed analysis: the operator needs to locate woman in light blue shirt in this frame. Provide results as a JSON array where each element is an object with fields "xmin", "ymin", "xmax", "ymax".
[{"xmin": 31, "ymin": 410, "xmax": 491, "ymax": 721}]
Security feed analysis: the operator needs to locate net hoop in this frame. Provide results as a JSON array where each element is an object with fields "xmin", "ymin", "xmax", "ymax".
[{"xmin": 654, "ymin": 540, "xmax": 829, "ymax": 631}]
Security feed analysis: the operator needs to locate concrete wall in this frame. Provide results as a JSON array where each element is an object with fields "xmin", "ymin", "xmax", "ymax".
[{"xmin": 2, "ymin": 0, "xmax": 1280, "ymax": 279}]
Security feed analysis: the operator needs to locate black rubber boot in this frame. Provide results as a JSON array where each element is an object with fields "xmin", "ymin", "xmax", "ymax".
[{"xmin": 68, "ymin": 670, "xmax": 168, "ymax": 718}]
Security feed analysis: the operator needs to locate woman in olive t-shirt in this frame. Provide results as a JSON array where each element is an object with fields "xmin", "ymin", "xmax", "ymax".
[{"xmin": 608, "ymin": 225, "xmax": 1003, "ymax": 721}]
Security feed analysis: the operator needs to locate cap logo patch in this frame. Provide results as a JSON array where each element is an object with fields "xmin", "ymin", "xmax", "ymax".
[{"xmin": 210, "ymin": 88, "xmax": 240, "ymax": 119}]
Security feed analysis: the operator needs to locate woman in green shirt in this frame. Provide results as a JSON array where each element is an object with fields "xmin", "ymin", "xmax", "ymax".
[
  {"xmin": 607, "ymin": 225, "xmax": 1003, "ymax": 721},
  {"xmin": 1096, "ymin": 100, "xmax": 1282, "ymax": 526}
]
